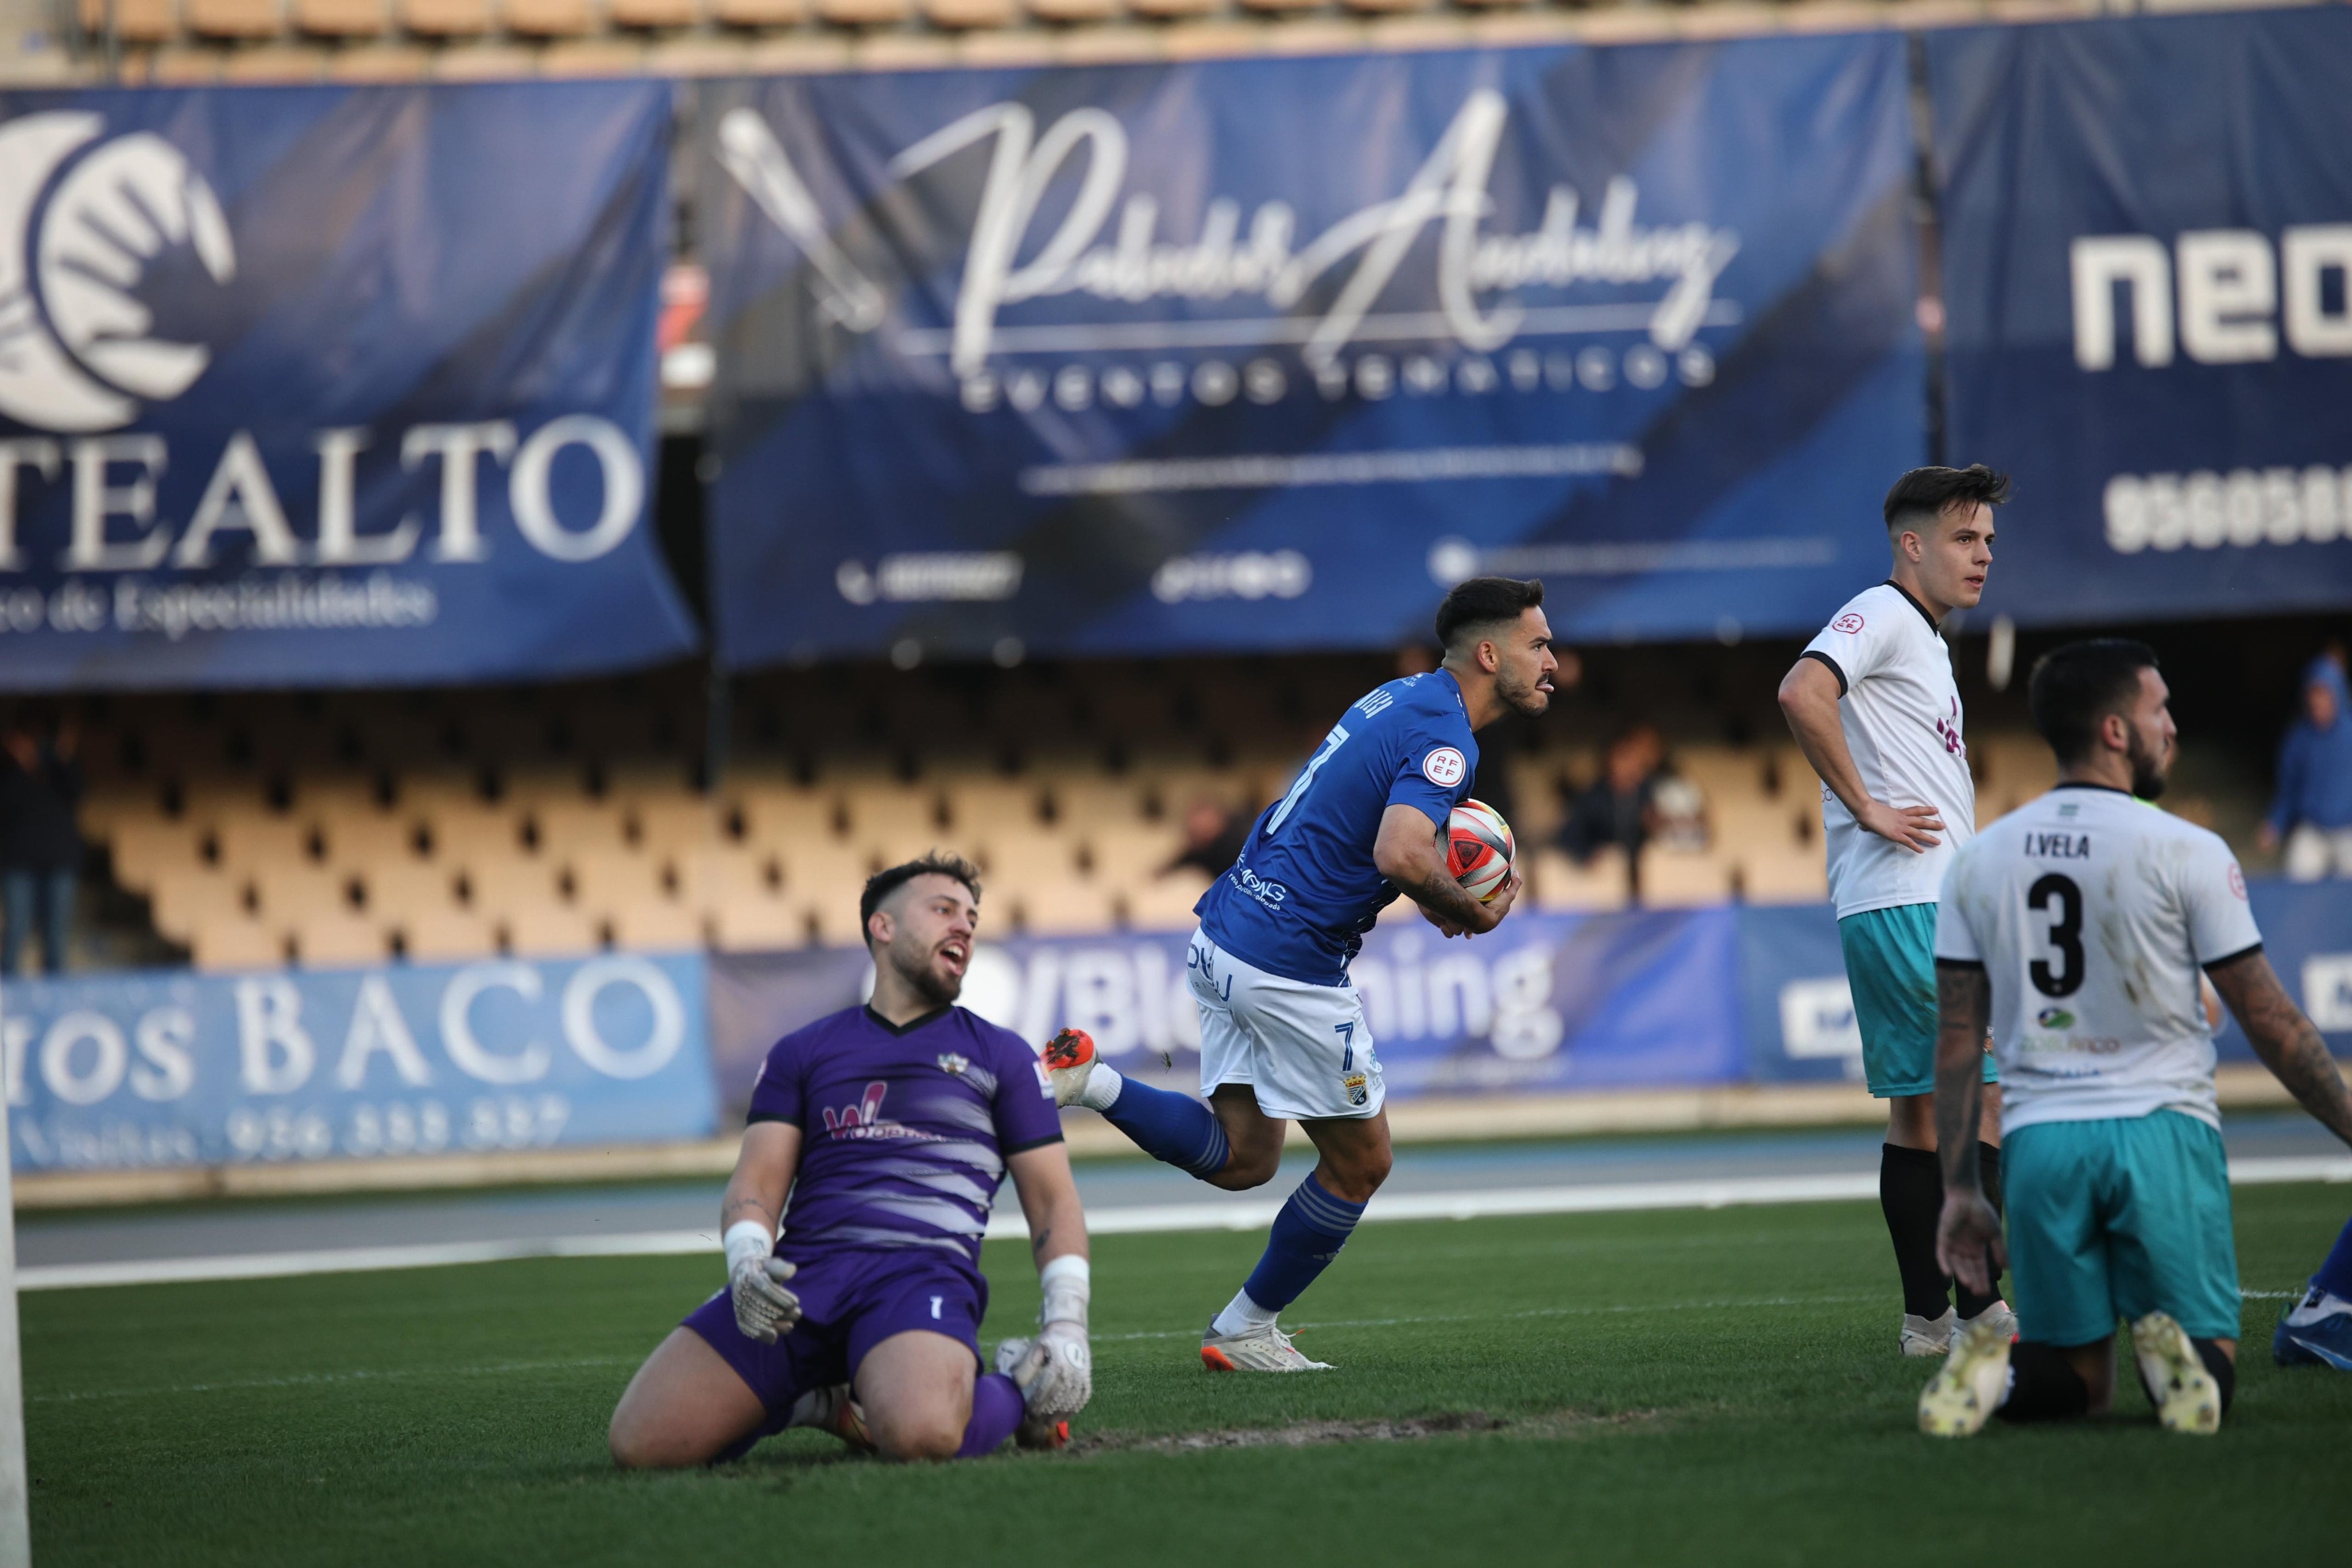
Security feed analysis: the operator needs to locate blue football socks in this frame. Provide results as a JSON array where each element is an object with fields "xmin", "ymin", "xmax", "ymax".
[
  {"xmin": 2314, "ymin": 1213, "xmax": 2352, "ymax": 1302},
  {"xmin": 1099, "ymin": 1077, "xmax": 1231, "ymax": 1180},
  {"xmin": 1238, "ymin": 1174, "xmax": 1366, "ymax": 1314}
]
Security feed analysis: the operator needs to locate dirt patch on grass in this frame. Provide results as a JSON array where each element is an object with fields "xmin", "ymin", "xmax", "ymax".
[{"xmin": 1066, "ymin": 1407, "xmax": 1655, "ymax": 1455}]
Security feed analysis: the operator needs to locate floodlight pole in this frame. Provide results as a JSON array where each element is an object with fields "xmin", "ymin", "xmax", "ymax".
[{"xmin": 0, "ymin": 1056, "xmax": 29, "ymax": 1567}]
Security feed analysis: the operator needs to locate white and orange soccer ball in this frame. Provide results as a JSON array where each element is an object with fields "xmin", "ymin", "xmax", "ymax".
[{"xmin": 1447, "ymin": 799, "xmax": 1515, "ymax": 904}]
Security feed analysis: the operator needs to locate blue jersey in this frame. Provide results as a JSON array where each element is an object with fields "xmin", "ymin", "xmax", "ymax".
[{"xmin": 1196, "ymin": 671, "xmax": 1478, "ymax": 985}]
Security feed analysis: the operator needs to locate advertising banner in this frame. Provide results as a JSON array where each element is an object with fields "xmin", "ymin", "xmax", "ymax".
[
  {"xmin": 1928, "ymin": 10, "xmax": 2352, "ymax": 626},
  {"xmin": 0, "ymin": 82, "xmax": 699, "ymax": 688},
  {"xmin": 0, "ymin": 952, "xmax": 715, "ymax": 1171},
  {"xmin": 707, "ymin": 907, "xmax": 1747, "ymax": 1120},
  {"xmin": 701, "ymin": 36, "xmax": 1924, "ymax": 667}
]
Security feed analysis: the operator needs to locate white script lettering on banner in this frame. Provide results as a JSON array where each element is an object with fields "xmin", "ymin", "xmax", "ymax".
[{"xmin": 719, "ymin": 91, "xmax": 1743, "ymax": 384}]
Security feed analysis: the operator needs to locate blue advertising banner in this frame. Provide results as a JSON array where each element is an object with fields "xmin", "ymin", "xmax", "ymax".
[
  {"xmin": 0, "ymin": 83, "xmax": 699, "ymax": 688},
  {"xmin": 0, "ymin": 952, "xmax": 715, "ymax": 1171},
  {"xmin": 707, "ymin": 907, "xmax": 1747, "ymax": 1119},
  {"xmin": 701, "ymin": 37, "xmax": 1924, "ymax": 667},
  {"xmin": 1928, "ymin": 11, "xmax": 2352, "ymax": 627}
]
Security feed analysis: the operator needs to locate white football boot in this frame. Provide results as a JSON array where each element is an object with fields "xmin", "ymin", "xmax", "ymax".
[
  {"xmin": 1959, "ymin": 1300, "xmax": 2018, "ymax": 1342},
  {"xmin": 1042, "ymin": 1028, "xmax": 1101, "ymax": 1109},
  {"xmin": 1918, "ymin": 1317, "xmax": 2013, "ymax": 1437},
  {"xmin": 1900, "ymin": 1307, "xmax": 1956, "ymax": 1357},
  {"xmin": 786, "ymin": 1384, "xmax": 875, "ymax": 1451},
  {"xmin": 1201, "ymin": 1319, "xmax": 1332, "ymax": 1373},
  {"xmin": 2131, "ymin": 1311, "xmax": 2222, "ymax": 1435}
]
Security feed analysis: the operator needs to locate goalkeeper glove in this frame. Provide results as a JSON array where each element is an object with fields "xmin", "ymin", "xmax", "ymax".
[
  {"xmin": 724, "ymin": 1220, "xmax": 801, "ymax": 1344},
  {"xmin": 1000, "ymin": 1256, "xmax": 1091, "ymax": 1420}
]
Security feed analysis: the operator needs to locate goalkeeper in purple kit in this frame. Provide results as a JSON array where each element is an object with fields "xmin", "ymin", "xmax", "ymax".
[{"xmin": 609, "ymin": 854, "xmax": 1091, "ymax": 1464}]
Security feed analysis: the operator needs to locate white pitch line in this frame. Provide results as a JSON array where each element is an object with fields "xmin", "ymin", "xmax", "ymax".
[{"xmin": 18, "ymin": 1155, "xmax": 2348, "ymax": 1292}]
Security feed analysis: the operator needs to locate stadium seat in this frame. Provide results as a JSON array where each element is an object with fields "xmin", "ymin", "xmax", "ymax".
[
  {"xmin": 1738, "ymin": 849, "xmax": 1829, "ymax": 905},
  {"xmin": 103, "ymin": 817, "xmax": 202, "ymax": 897},
  {"xmin": 78, "ymin": 0, "xmax": 177, "ymax": 42},
  {"xmin": 501, "ymin": 0, "xmax": 594, "ymax": 35},
  {"xmin": 629, "ymin": 795, "xmax": 718, "ymax": 855},
  {"xmin": 192, "ymin": 913, "xmax": 291, "ymax": 972},
  {"xmin": 504, "ymin": 903, "xmax": 603, "ymax": 957},
  {"xmin": 1530, "ymin": 847, "xmax": 1628, "ymax": 913},
  {"xmin": 401, "ymin": 908, "xmax": 499, "ymax": 962},
  {"xmin": 292, "ymin": 0, "xmax": 389, "ymax": 33},
  {"xmin": 608, "ymin": 898, "xmax": 703, "ymax": 951},
  {"xmin": 532, "ymin": 799, "xmax": 628, "ymax": 857},
  {"xmin": 814, "ymin": 0, "xmax": 914, "ymax": 30},
  {"xmin": 1017, "ymin": 881, "xmax": 1116, "ymax": 936},
  {"xmin": 361, "ymin": 862, "xmax": 465, "ymax": 924},
  {"xmin": 1639, "ymin": 846, "xmax": 1732, "ymax": 909},
  {"xmin": 150, "ymin": 867, "xmax": 257, "ymax": 947},
  {"xmin": 295, "ymin": 909, "xmax": 393, "ymax": 967},
  {"xmin": 709, "ymin": 0, "xmax": 805, "ymax": 24},
  {"xmin": 608, "ymin": 0, "xmax": 698, "ymax": 24},
  {"xmin": 1122, "ymin": 866, "xmax": 1212, "ymax": 931},
  {"xmin": 186, "ymin": 0, "xmax": 284, "ymax": 36},
  {"xmin": 922, "ymin": 0, "xmax": 1016, "ymax": 25}
]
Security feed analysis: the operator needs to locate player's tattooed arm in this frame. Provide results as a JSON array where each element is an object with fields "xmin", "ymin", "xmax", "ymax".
[
  {"xmin": 719, "ymin": 1121, "xmax": 800, "ymax": 1241},
  {"xmin": 1931, "ymin": 959, "xmax": 2005, "ymax": 1294},
  {"xmin": 1931, "ymin": 960, "xmax": 1993, "ymax": 1192},
  {"xmin": 2208, "ymin": 950, "xmax": 2352, "ymax": 1149},
  {"xmin": 1374, "ymin": 803, "xmax": 1509, "ymax": 935}
]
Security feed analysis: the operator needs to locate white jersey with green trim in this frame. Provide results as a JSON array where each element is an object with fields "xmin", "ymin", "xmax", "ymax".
[{"xmin": 1933, "ymin": 783, "xmax": 2262, "ymax": 1133}]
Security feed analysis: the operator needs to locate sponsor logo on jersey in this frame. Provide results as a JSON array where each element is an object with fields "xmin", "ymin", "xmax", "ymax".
[
  {"xmin": 1423, "ymin": 746, "xmax": 1467, "ymax": 786},
  {"xmin": 1935, "ymin": 694, "xmax": 1967, "ymax": 760},
  {"xmin": 821, "ymin": 1081, "xmax": 929, "ymax": 1140},
  {"xmin": 1831, "ymin": 611, "xmax": 1865, "ymax": 634},
  {"xmin": 937, "ymin": 1052, "xmax": 970, "ymax": 1077},
  {"xmin": 2037, "ymin": 1006, "xmax": 2075, "ymax": 1029}
]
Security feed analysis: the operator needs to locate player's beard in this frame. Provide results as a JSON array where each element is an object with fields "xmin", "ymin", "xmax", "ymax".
[
  {"xmin": 892, "ymin": 938, "xmax": 964, "ymax": 1007},
  {"xmin": 2125, "ymin": 725, "xmax": 2168, "ymax": 800},
  {"xmin": 1496, "ymin": 663, "xmax": 1550, "ymax": 719}
]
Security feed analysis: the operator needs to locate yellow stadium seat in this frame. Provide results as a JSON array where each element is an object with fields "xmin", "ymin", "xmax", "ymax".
[
  {"xmin": 105, "ymin": 818, "xmax": 202, "ymax": 896},
  {"xmin": 462, "ymin": 857, "xmax": 566, "ymax": 921},
  {"xmin": 505, "ymin": 903, "xmax": 602, "ymax": 958},
  {"xmin": 78, "ymin": 0, "xmax": 177, "ymax": 41},
  {"xmin": 609, "ymin": 900, "xmax": 702, "ymax": 951},
  {"xmin": 502, "ymin": 0, "xmax": 593, "ymax": 33},
  {"xmin": 192, "ymin": 915, "xmax": 289, "ymax": 973},
  {"xmin": 292, "ymin": 0, "xmax": 387, "ymax": 32},
  {"xmin": 210, "ymin": 812, "xmax": 314, "ymax": 872},
  {"xmin": 1739, "ymin": 850, "xmax": 1829, "ymax": 906},
  {"xmin": 361, "ymin": 862, "xmax": 465, "ymax": 923},
  {"xmin": 402, "ymin": 908, "xmax": 498, "ymax": 963},
  {"xmin": 149, "ymin": 867, "xmax": 257, "ymax": 946},
  {"xmin": 295, "ymin": 910, "xmax": 392, "ymax": 967},
  {"xmin": 1122, "ymin": 866, "xmax": 1211, "ymax": 931},
  {"xmin": 1639, "ymin": 847, "xmax": 1732, "ymax": 909},
  {"xmin": 187, "ymin": 0, "xmax": 283, "ymax": 36},
  {"xmin": 712, "ymin": 895, "xmax": 806, "ymax": 953},
  {"xmin": 630, "ymin": 795, "xmax": 718, "ymax": 855},
  {"xmin": 1530, "ymin": 847, "xmax": 1628, "ymax": 913},
  {"xmin": 1018, "ymin": 881, "xmax": 1115, "ymax": 936}
]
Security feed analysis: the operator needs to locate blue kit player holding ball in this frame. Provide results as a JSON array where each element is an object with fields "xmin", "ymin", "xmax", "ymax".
[{"xmin": 1044, "ymin": 577, "xmax": 1558, "ymax": 1372}]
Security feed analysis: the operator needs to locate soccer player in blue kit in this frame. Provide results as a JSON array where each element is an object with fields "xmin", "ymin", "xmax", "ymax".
[
  {"xmin": 1047, "ymin": 578, "xmax": 1557, "ymax": 1370},
  {"xmin": 608, "ymin": 855, "xmax": 1093, "ymax": 1464}
]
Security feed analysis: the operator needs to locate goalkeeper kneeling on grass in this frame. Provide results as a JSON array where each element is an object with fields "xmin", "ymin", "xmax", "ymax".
[{"xmin": 610, "ymin": 854, "xmax": 1092, "ymax": 1465}]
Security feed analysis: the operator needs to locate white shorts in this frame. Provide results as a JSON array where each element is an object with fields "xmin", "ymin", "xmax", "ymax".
[{"xmin": 1187, "ymin": 927, "xmax": 1384, "ymax": 1121}]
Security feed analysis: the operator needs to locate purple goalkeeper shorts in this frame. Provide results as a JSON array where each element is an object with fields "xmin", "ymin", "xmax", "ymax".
[{"xmin": 682, "ymin": 1246, "xmax": 989, "ymax": 1441}]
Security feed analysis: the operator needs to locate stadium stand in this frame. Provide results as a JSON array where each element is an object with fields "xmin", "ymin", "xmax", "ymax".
[
  {"xmin": 29, "ymin": 0, "xmax": 2301, "ymax": 87},
  {"xmin": 40, "ymin": 646, "xmax": 2117, "ymax": 970}
]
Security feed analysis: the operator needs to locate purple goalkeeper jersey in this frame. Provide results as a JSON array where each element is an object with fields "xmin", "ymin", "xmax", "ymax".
[{"xmin": 746, "ymin": 1004, "xmax": 1062, "ymax": 1268}]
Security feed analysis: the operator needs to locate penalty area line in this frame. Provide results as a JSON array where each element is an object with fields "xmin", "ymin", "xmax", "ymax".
[{"xmin": 18, "ymin": 1155, "xmax": 2347, "ymax": 1292}]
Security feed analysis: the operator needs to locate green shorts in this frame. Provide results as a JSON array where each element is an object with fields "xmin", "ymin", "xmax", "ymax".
[
  {"xmin": 2003, "ymin": 1112, "xmax": 2241, "ymax": 1345},
  {"xmin": 1838, "ymin": 904, "xmax": 1998, "ymax": 1099}
]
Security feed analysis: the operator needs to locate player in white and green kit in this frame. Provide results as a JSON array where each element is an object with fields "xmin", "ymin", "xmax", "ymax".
[
  {"xmin": 1778, "ymin": 464, "xmax": 2013, "ymax": 1355},
  {"xmin": 1920, "ymin": 640, "xmax": 2352, "ymax": 1436}
]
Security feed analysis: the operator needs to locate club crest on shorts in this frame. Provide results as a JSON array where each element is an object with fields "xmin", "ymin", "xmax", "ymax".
[
  {"xmin": 937, "ymin": 1052, "xmax": 970, "ymax": 1076},
  {"xmin": 1341, "ymin": 1071, "xmax": 1370, "ymax": 1107}
]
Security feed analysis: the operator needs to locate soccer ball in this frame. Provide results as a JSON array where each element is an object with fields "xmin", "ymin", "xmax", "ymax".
[{"xmin": 1447, "ymin": 799, "xmax": 1515, "ymax": 904}]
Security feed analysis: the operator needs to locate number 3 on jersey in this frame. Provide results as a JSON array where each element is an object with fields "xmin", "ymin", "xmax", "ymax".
[
  {"xmin": 1266, "ymin": 725, "xmax": 1349, "ymax": 835},
  {"xmin": 2029, "ymin": 873, "xmax": 2084, "ymax": 997}
]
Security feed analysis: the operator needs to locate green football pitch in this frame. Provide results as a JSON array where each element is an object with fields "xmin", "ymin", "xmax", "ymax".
[{"xmin": 24, "ymin": 1182, "xmax": 2352, "ymax": 1567}]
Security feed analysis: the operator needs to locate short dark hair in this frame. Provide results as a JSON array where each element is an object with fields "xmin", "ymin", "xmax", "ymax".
[
  {"xmin": 859, "ymin": 853, "xmax": 982, "ymax": 943},
  {"xmin": 2028, "ymin": 640, "xmax": 2160, "ymax": 765},
  {"xmin": 1435, "ymin": 576, "xmax": 1544, "ymax": 652},
  {"xmin": 1883, "ymin": 464, "xmax": 2012, "ymax": 532}
]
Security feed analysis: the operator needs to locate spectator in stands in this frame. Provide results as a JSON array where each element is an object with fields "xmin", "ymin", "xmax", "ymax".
[
  {"xmin": 2259, "ymin": 650, "xmax": 2352, "ymax": 881},
  {"xmin": 0, "ymin": 709, "xmax": 84, "ymax": 976},
  {"xmin": 1557, "ymin": 724, "xmax": 1666, "ymax": 868},
  {"xmin": 1162, "ymin": 798, "xmax": 1250, "ymax": 880}
]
